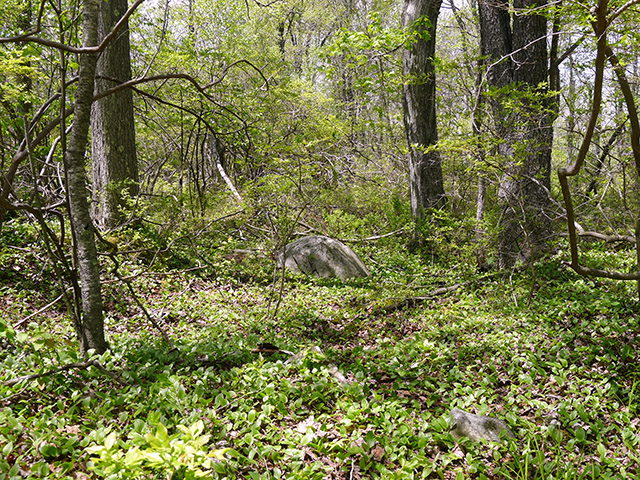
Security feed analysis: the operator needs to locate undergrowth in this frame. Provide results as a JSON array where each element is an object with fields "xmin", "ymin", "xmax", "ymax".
[{"xmin": 1, "ymin": 218, "xmax": 640, "ymax": 479}]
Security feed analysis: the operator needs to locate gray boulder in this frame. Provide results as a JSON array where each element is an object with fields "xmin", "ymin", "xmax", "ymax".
[
  {"xmin": 277, "ymin": 236, "xmax": 370, "ymax": 280},
  {"xmin": 449, "ymin": 408, "xmax": 515, "ymax": 443}
]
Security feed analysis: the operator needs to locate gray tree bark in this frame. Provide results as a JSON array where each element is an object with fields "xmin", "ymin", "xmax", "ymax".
[
  {"xmin": 478, "ymin": 0, "xmax": 553, "ymax": 268},
  {"xmin": 402, "ymin": 0, "xmax": 446, "ymax": 228},
  {"xmin": 66, "ymin": 0, "xmax": 108, "ymax": 355},
  {"xmin": 91, "ymin": 0, "xmax": 139, "ymax": 230}
]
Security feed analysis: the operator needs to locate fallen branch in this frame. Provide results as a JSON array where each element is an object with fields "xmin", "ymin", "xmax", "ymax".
[
  {"xmin": 575, "ymin": 222, "xmax": 635, "ymax": 244},
  {"xmin": 15, "ymin": 292, "xmax": 66, "ymax": 327},
  {"xmin": 101, "ymin": 265, "xmax": 207, "ymax": 283},
  {"xmin": 340, "ymin": 228, "xmax": 407, "ymax": 243},
  {"xmin": 369, "ymin": 283, "xmax": 464, "ymax": 315},
  {"xmin": 251, "ymin": 342, "xmax": 294, "ymax": 355},
  {"xmin": 3, "ymin": 360, "xmax": 126, "ymax": 387}
]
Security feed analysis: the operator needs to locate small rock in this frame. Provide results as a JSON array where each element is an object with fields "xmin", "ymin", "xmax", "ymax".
[
  {"xmin": 327, "ymin": 364, "xmax": 349, "ymax": 386},
  {"xmin": 449, "ymin": 408, "xmax": 515, "ymax": 443}
]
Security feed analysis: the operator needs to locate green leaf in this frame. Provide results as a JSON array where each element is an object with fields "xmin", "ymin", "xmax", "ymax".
[
  {"xmin": 209, "ymin": 447, "xmax": 231, "ymax": 460},
  {"xmin": 104, "ymin": 432, "xmax": 117, "ymax": 450},
  {"xmin": 31, "ymin": 461, "xmax": 50, "ymax": 476},
  {"xmin": 597, "ymin": 443, "xmax": 607, "ymax": 461},
  {"xmin": 2, "ymin": 442, "xmax": 13, "ymax": 457},
  {"xmin": 150, "ymin": 423, "xmax": 170, "ymax": 447},
  {"xmin": 365, "ymin": 430, "xmax": 376, "ymax": 448},
  {"xmin": 39, "ymin": 443, "xmax": 59, "ymax": 458},
  {"xmin": 212, "ymin": 461, "xmax": 227, "ymax": 473},
  {"xmin": 124, "ymin": 447, "xmax": 144, "ymax": 466}
]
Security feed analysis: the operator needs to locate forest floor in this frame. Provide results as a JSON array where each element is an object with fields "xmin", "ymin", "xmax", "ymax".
[{"xmin": 1, "ymin": 221, "xmax": 640, "ymax": 479}]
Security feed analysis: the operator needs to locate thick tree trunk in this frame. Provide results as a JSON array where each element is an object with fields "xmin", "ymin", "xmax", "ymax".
[
  {"xmin": 478, "ymin": 0, "xmax": 553, "ymax": 268},
  {"xmin": 66, "ymin": 0, "xmax": 108, "ymax": 355},
  {"xmin": 91, "ymin": 0, "xmax": 139, "ymax": 230},
  {"xmin": 402, "ymin": 0, "xmax": 446, "ymax": 226},
  {"xmin": 510, "ymin": 0, "xmax": 553, "ymax": 263}
]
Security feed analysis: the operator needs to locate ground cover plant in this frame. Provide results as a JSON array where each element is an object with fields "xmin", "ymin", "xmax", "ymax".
[{"xmin": 1, "ymin": 218, "xmax": 640, "ymax": 480}]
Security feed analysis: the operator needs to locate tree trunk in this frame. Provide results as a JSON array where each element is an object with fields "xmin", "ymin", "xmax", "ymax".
[
  {"xmin": 511, "ymin": 0, "xmax": 553, "ymax": 264},
  {"xmin": 66, "ymin": 0, "xmax": 108, "ymax": 355},
  {"xmin": 402, "ymin": 0, "xmax": 446, "ymax": 228},
  {"xmin": 478, "ymin": 0, "xmax": 553, "ymax": 268},
  {"xmin": 91, "ymin": 0, "xmax": 139, "ymax": 230}
]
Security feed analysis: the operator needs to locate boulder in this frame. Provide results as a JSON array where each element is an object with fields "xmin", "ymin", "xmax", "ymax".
[
  {"xmin": 449, "ymin": 408, "xmax": 515, "ymax": 443},
  {"xmin": 277, "ymin": 236, "xmax": 370, "ymax": 280}
]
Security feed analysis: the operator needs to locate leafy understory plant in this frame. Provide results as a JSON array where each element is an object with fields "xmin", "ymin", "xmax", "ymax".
[{"xmin": 87, "ymin": 420, "xmax": 234, "ymax": 479}]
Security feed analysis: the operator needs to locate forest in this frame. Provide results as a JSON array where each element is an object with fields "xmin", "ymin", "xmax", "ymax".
[{"xmin": 1, "ymin": 0, "xmax": 640, "ymax": 477}]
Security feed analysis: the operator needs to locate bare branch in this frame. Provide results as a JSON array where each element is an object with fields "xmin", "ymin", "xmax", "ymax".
[
  {"xmin": 339, "ymin": 228, "xmax": 407, "ymax": 243},
  {"xmin": 608, "ymin": 0, "xmax": 640, "ymax": 24},
  {"xmin": 205, "ymin": 59, "xmax": 270, "ymax": 91},
  {"xmin": 553, "ymin": 33, "xmax": 587, "ymax": 70},
  {"xmin": 15, "ymin": 293, "xmax": 66, "ymax": 327},
  {"xmin": 250, "ymin": 0, "xmax": 285, "ymax": 7},
  {"xmin": 94, "ymin": 73, "xmax": 250, "ymax": 130},
  {"xmin": 557, "ymin": 0, "xmax": 607, "ymax": 269},
  {"xmin": 576, "ymin": 229, "xmax": 636, "ymax": 244},
  {"xmin": 0, "ymin": 0, "xmax": 146, "ymax": 54},
  {"xmin": 557, "ymin": 0, "xmax": 640, "ymax": 283},
  {"xmin": 604, "ymin": 47, "xmax": 640, "ymax": 175}
]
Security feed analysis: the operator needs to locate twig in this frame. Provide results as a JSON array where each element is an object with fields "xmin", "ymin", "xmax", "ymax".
[
  {"xmin": 1, "ymin": 384, "xmax": 29, "ymax": 404},
  {"xmin": 339, "ymin": 228, "xmax": 407, "ymax": 243},
  {"xmin": 15, "ymin": 292, "xmax": 66, "ymax": 327},
  {"xmin": 94, "ymin": 231, "xmax": 175, "ymax": 348},
  {"xmin": 156, "ymin": 279, "xmax": 194, "ymax": 325},
  {"xmin": 3, "ymin": 360, "xmax": 126, "ymax": 387},
  {"xmin": 101, "ymin": 265, "xmax": 207, "ymax": 283},
  {"xmin": 112, "ymin": 267, "xmax": 175, "ymax": 348}
]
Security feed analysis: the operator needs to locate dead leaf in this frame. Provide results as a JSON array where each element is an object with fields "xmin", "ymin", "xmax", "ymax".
[
  {"xmin": 371, "ymin": 444, "xmax": 385, "ymax": 461},
  {"xmin": 451, "ymin": 444, "xmax": 465, "ymax": 458},
  {"xmin": 58, "ymin": 425, "xmax": 81, "ymax": 435},
  {"xmin": 296, "ymin": 416, "xmax": 321, "ymax": 434}
]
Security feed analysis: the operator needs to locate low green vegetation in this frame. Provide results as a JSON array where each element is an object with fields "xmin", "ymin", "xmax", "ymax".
[{"xmin": 1, "ymin": 217, "xmax": 639, "ymax": 479}]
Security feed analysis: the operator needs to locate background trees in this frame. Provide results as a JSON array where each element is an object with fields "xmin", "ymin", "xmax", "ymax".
[{"xmin": 3, "ymin": 0, "xmax": 640, "ymax": 353}]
